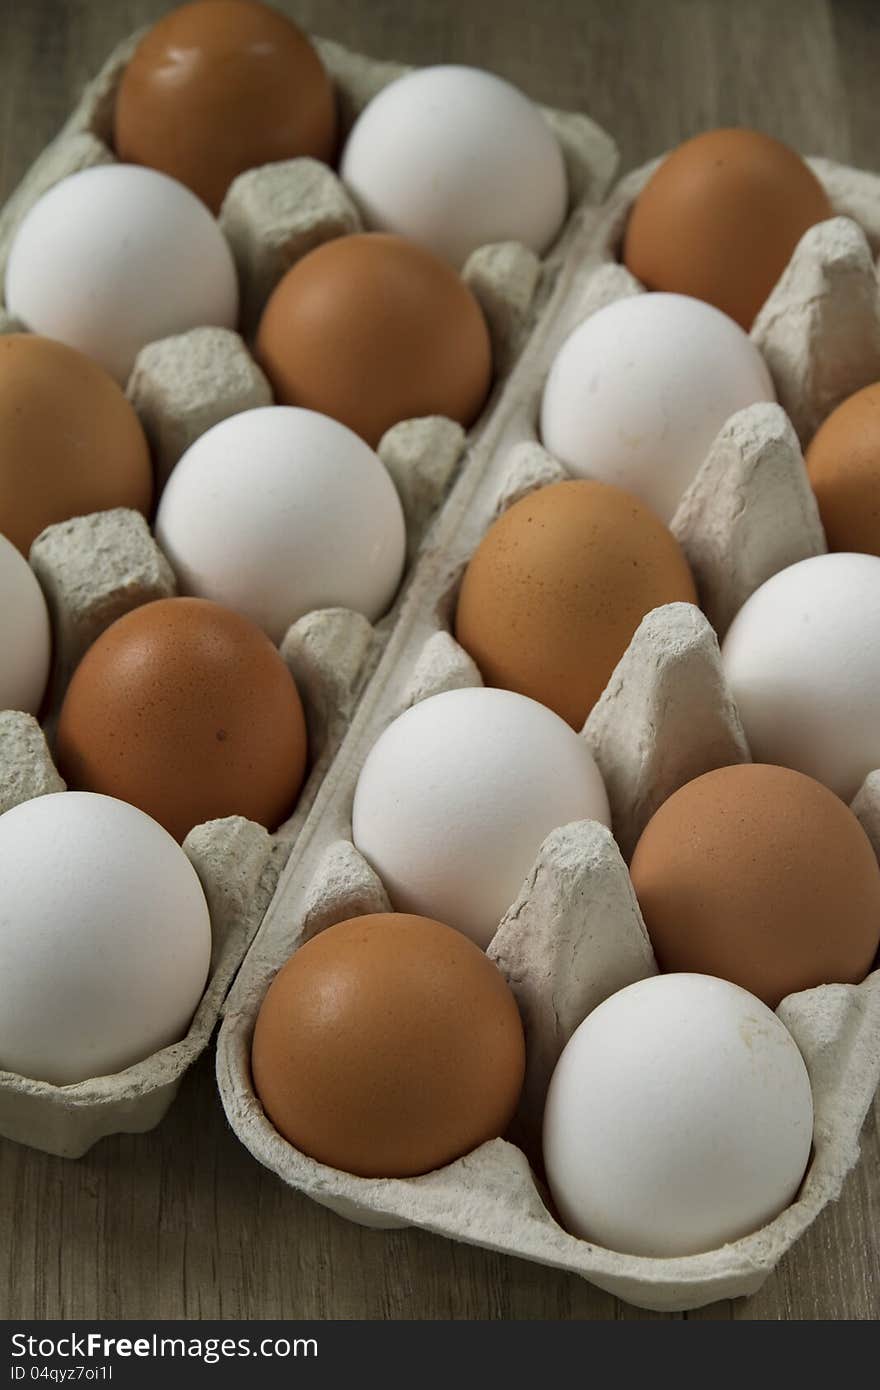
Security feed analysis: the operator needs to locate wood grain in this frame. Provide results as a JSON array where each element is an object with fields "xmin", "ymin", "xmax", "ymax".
[{"xmin": 0, "ymin": 0, "xmax": 878, "ymax": 1322}]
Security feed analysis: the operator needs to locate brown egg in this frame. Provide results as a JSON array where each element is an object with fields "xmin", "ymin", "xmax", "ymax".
[
  {"xmin": 623, "ymin": 128, "xmax": 832, "ymax": 329},
  {"xmin": 630, "ymin": 763, "xmax": 880, "ymax": 1008},
  {"xmin": 251, "ymin": 912, "xmax": 526, "ymax": 1178},
  {"xmin": 0, "ymin": 334, "xmax": 152, "ymax": 555},
  {"xmin": 113, "ymin": 0, "xmax": 336, "ymax": 214},
  {"xmin": 454, "ymin": 479, "xmax": 697, "ymax": 729},
  {"xmin": 256, "ymin": 232, "xmax": 493, "ymax": 448},
  {"xmin": 805, "ymin": 382, "xmax": 880, "ymax": 555},
  {"xmin": 56, "ymin": 596, "xmax": 306, "ymax": 841}
]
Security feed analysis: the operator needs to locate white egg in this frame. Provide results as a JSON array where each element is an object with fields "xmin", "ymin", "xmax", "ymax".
[
  {"xmin": 0, "ymin": 792, "xmax": 211, "ymax": 1085},
  {"xmin": 5, "ymin": 165, "xmax": 238, "ymax": 384},
  {"xmin": 722, "ymin": 551, "xmax": 880, "ymax": 801},
  {"xmin": 543, "ymin": 973, "xmax": 813, "ymax": 1257},
  {"xmin": 352, "ymin": 686, "xmax": 610, "ymax": 948},
  {"xmin": 0, "ymin": 533, "xmax": 51, "ymax": 714},
  {"xmin": 155, "ymin": 406, "xmax": 406, "ymax": 643},
  {"xmin": 340, "ymin": 65, "xmax": 568, "ymax": 269},
  {"xmin": 540, "ymin": 292, "xmax": 775, "ymax": 523}
]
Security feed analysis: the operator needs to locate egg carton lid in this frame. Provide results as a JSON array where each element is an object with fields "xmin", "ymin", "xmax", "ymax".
[{"xmin": 216, "ymin": 151, "xmax": 880, "ymax": 1310}]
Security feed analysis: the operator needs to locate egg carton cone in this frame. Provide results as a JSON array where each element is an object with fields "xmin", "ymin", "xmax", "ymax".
[{"xmin": 214, "ymin": 148, "xmax": 880, "ymax": 1310}]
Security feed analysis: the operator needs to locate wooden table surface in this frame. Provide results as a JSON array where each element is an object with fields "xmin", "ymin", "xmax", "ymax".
[{"xmin": 1, "ymin": 0, "xmax": 879, "ymax": 1322}]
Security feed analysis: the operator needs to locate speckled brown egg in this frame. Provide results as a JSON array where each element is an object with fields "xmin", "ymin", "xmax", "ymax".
[
  {"xmin": 806, "ymin": 382, "xmax": 880, "ymax": 555},
  {"xmin": 251, "ymin": 912, "xmax": 526, "ymax": 1178},
  {"xmin": 0, "ymin": 334, "xmax": 152, "ymax": 555},
  {"xmin": 630, "ymin": 763, "xmax": 880, "ymax": 1008},
  {"xmin": 113, "ymin": 0, "xmax": 337, "ymax": 214},
  {"xmin": 623, "ymin": 128, "xmax": 832, "ymax": 329},
  {"xmin": 255, "ymin": 232, "xmax": 493, "ymax": 448},
  {"xmin": 454, "ymin": 479, "xmax": 697, "ymax": 729},
  {"xmin": 56, "ymin": 596, "xmax": 307, "ymax": 842}
]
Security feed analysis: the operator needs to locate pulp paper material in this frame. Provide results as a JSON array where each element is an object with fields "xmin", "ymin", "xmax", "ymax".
[
  {"xmin": 127, "ymin": 326, "xmax": 273, "ymax": 486},
  {"xmin": 671, "ymin": 402, "xmax": 827, "ymax": 638},
  {"xmin": 0, "ymin": 712, "xmax": 65, "ymax": 815},
  {"xmin": 752, "ymin": 216, "xmax": 880, "ymax": 446},
  {"xmin": 29, "ymin": 509, "xmax": 176, "ymax": 726},
  {"xmin": 217, "ymin": 152, "xmax": 880, "ymax": 1311},
  {"xmin": 582, "ymin": 603, "xmax": 751, "ymax": 861}
]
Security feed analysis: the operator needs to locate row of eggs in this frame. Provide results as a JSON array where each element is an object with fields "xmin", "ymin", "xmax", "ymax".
[{"xmin": 1, "ymin": 0, "xmax": 879, "ymax": 1263}]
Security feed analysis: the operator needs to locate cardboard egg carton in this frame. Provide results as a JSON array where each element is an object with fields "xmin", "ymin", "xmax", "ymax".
[
  {"xmin": 0, "ymin": 30, "xmax": 617, "ymax": 1153},
  {"xmin": 215, "ymin": 153, "xmax": 880, "ymax": 1311},
  {"xmin": 0, "ymin": 495, "xmax": 390, "ymax": 1156},
  {"xmin": 0, "ymin": 501, "xmax": 379, "ymax": 1157}
]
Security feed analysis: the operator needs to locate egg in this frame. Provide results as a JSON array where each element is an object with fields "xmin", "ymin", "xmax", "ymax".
[
  {"xmin": 542, "ymin": 974, "xmax": 813, "ymax": 1257},
  {"xmin": 351, "ymin": 687, "xmax": 610, "ymax": 948},
  {"xmin": 455, "ymin": 480, "xmax": 697, "ymax": 728},
  {"xmin": 5, "ymin": 165, "xmax": 238, "ymax": 383},
  {"xmin": 805, "ymin": 382, "xmax": 880, "ymax": 555},
  {"xmin": 251, "ymin": 912, "xmax": 525, "ymax": 1177},
  {"xmin": 0, "ymin": 791, "xmax": 211, "ymax": 1085},
  {"xmin": 0, "ymin": 534, "xmax": 51, "ymax": 714},
  {"xmin": 622, "ymin": 128, "xmax": 833, "ymax": 329},
  {"xmin": 0, "ymin": 335, "xmax": 152, "ymax": 555},
  {"xmin": 630, "ymin": 764, "xmax": 880, "ymax": 1008},
  {"xmin": 721, "ymin": 552, "xmax": 880, "ymax": 801},
  {"xmin": 540, "ymin": 292, "xmax": 775, "ymax": 523},
  {"xmin": 340, "ymin": 65, "xmax": 567, "ymax": 269},
  {"xmin": 154, "ymin": 406, "xmax": 405, "ymax": 641},
  {"xmin": 114, "ymin": 0, "xmax": 336, "ymax": 215},
  {"xmin": 56, "ymin": 597, "xmax": 307, "ymax": 842},
  {"xmin": 255, "ymin": 233, "xmax": 492, "ymax": 448}
]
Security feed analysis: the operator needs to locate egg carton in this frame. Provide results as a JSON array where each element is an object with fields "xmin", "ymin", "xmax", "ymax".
[
  {"xmin": 0, "ymin": 494, "xmax": 394, "ymax": 1156},
  {"xmin": 0, "ymin": 28, "xmax": 617, "ymax": 1153},
  {"xmin": 215, "ymin": 152, "xmax": 880, "ymax": 1311},
  {"xmin": 0, "ymin": 503, "xmax": 378, "ymax": 1159},
  {"xmin": 0, "ymin": 26, "xmax": 617, "ymax": 512}
]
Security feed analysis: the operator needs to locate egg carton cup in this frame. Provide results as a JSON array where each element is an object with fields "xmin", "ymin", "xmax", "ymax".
[
  {"xmin": 0, "ymin": 705, "xmax": 279, "ymax": 1159},
  {"xmin": 212, "ymin": 146, "xmax": 880, "ymax": 1309}
]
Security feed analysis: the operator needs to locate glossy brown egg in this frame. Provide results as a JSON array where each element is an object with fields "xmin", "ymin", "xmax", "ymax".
[
  {"xmin": 806, "ymin": 382, "xmax": 880, "ymax": 555},
  {"xmin": 455, "ymin": 479, "xmax": 697, "ymax": 729},
  {"xmin": 256, "ymin": 232, "xmax": 493, "ymax": 448},
  {"xmin": 630, "ymin": 763, "xmax": 880, "ymax": 1008},
  {"xmin": 0, "ymin": 334, "xmax": 152, "ymax": 555},
  {"xmin": 56, "ymin": 596, "xmax": 307, "ymax": 841},
  {"xmin": 114, "ymin": 0, "xmax": 336, "ymax": 214},
  {"xmin": 623, "ymin": 128, "xmax": 832, "ymax": 329},
  {"xmin": 251, "ymin": 912, "xmax": 526, "ymax": 1178}
]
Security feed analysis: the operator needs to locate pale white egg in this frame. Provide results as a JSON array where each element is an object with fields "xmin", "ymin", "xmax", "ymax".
[
  {"xmin": 5, "ymin": 165, "xmax": 238, "ymax": 384},
  {"xmin": 722, "ymin": 551, "xmax": 880, "ymax": 801},
  {"xmin": 0, "ymin": 533, "xmax": 51, "ymax": 715},
  {"xmin": 340, "ymin": 65, "xmax": 568, "ymax": 269},
  {"xmin": 543, "ymin": 973, "xmax": 813, "ymax": 1257},
  {"xmin": 0, "ymin": 792, "xmax": 211, "ymax": 1086},
  {"xmin": 540, "ymin": 292, "xmax": 775, "ymax": 522},
  {"xmin": 352, "ymin": 686, "xmax": 610, "ymax": 948},
  {"xmin": 155, "ymin": 406, "xmax": 406, "ymax": 643}
]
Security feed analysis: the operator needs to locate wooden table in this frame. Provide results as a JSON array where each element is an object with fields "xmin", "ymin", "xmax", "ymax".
[{"xmin": 1, "ymin": 0, "xmax": 878, "ymax": 1322}]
